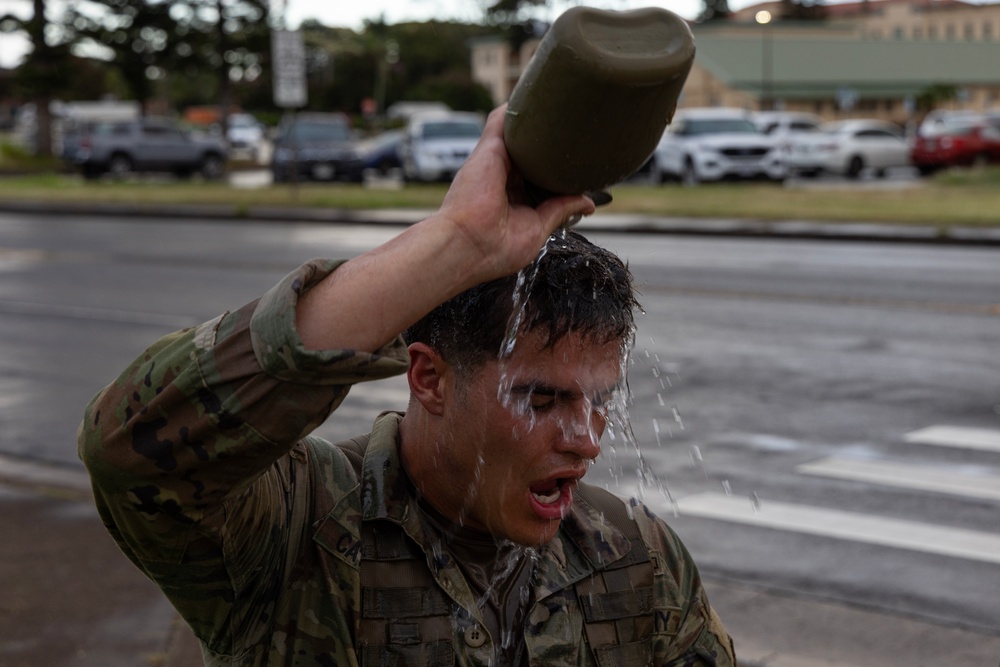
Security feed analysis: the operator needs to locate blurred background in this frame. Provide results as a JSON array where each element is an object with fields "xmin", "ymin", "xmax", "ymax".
[
  {"xmin": 3, "ymin": 0, "xmax": 1000, "ymax": 184},
  {"xmin": 1, "ymin": 2, "xmax": 999, "ymax": 665}
]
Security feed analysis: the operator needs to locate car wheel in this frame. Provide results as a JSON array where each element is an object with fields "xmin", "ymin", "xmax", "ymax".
[
  {"xmin": 201, "ymin": 154, "xmax": 225, "ymax": 180},
  {"xmin": 846, "ymin": 155, "xmax": 865, "ymax": 179},
  {"xmin": 650, "ymin": 162, "xmax": 671, "ymax": 184},
  {"xmin": 376, "ymin": 157, "xmax": 397, "ymax": 176},
  {"xmin": 108, "ymin": 154, "xmax": 133, "ymax": 180},
  {"xmin": 917, "ymin": 164, "xmax": 939, "ymax": 177},
  {"xmin": 402, "ymin": 158, "xmax": 421, "ymax": 183},
  {"xmin": 681, "ymin": 158, "xmax": 700, "ymax": 186}
]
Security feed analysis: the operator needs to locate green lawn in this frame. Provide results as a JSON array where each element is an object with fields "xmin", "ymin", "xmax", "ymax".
[{"xmin": 0, "ymin": 168, "xmax": 999, "ymax": 229}]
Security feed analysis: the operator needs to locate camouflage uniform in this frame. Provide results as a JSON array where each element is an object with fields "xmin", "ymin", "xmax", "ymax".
[{"xmin": 79, "ymin": 259, "xmax": 736, "ymax": 666}]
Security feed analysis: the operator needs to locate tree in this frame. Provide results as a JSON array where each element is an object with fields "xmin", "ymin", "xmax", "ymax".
[
  {"xmin": 170, "ymin": 0, "xmax": 270, "ymax": 133},
  {"xmin": 698, "ymin": 0, "xmax": 732, "ymax": 23},
  {"xmin": 67, "ymin": 0, "xmax": 181, "ymax": 110},
  {"xmin": 67, "ymin": 0, "xmax": 270, "ymax": 118},
  {"xmin": 1, "ymin": 0, "xmax": 77, "ymax": 155},
  {"xmin": 299, "ymin": 20, "xmax": 494, "ymax": 121},
  {"xmin": 484, "ymin": 0, "xmax": 548, "ymax": 28},
  {"xmin": 916, "ymin": 84, "xmax": 958, "ymax": 113},
  {"xmin": 780, "ymin": 0, "xmax": 827, "ymax": 21}
]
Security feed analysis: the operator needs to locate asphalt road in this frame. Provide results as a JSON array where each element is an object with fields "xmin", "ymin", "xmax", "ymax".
[{"xmin": 1, "ymin": 212, "xmax": 998, "ymax": 644}]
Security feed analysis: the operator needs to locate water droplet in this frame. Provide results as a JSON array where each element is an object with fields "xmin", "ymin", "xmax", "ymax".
[
  {"xmin": 750, "ymin": 492, "xmax": 762, "ymax": 514},
  {"xmin": 672, "ymin": 406, "xmax": 684, "ymax": 430},
  {"xmin": 722, "ymin": 479, "xmax": 732, "ymax": 496}
]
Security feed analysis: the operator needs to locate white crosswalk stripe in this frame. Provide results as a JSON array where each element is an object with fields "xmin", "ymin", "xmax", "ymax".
[
  {"xmin": 796, "ymin": 456, "xmax": 1000, "ymax": 502},
  {"xmin": 662, "ymin": 425, "xmax": 1000, "ymax": 564},
  {"xmin": 673, "ymin": 492, "xmax": 1000, "ymax": 565},
  {"xmin": 903, "ymin": 425, "xmax": 1000, "ymax": 454}
]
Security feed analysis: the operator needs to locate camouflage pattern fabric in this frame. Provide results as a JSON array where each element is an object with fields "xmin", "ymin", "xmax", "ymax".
[{"xmin": 78, "ymin": 259, "xmax": 736, "ymax": 666}]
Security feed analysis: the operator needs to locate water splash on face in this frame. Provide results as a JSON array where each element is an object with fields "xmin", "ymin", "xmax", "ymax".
[{"xmin": 499, "ymin": 237, "xmax": 553, "ymax": 360}]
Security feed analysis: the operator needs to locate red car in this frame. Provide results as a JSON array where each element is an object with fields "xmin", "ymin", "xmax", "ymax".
[{"xmin": 910, "ymin": 120, "xmax": 1000, "ymax": 175}]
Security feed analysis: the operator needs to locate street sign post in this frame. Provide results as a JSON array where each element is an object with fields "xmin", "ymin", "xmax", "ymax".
[{"xmin": 271, "ymin": 29, "xmax": 307, "ymax": 109}]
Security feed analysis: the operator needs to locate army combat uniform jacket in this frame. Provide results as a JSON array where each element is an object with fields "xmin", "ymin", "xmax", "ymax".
[{"xmin": 79, "ymin": 259, "xmax": 736, "ymax": 667}]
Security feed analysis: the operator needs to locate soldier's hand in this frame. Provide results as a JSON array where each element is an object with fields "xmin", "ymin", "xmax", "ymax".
[{"xmin": 437, "ymin": 105, "xmax": 595, "ymax": 284}]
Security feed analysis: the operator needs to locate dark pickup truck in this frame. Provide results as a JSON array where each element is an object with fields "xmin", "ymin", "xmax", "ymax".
[{"xmin": 64, "ymin": 117, "xmax": 228, "ymax": 180}]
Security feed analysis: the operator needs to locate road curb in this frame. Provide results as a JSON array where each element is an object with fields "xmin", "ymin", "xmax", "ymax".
[{"xmin": 2, "ymin": 200, "xmax": 1000, "ymax": 245}]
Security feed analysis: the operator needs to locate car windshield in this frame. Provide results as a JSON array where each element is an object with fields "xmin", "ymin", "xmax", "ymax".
[
  {"xmin": 820, "ymin": 124, "xmax": 853, "ymax": 135},
  {"xmin": 286, "ymin": 122, "xmax": 351, "ymax": 142},
  {"xmin": 420, "ymin": 121, "xmax": 482, "ymax": 139},
  {"xmin": 681, "ymin": 118, "xmax": 758, "ymax": 135}
]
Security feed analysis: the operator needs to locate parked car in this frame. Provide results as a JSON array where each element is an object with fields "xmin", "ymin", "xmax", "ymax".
[
  {"xmin": 916, "ymin": 109, "xmax": 984, "ymax": 138},
  {"xmin": 786, "ymin": 119, "xmax": 910, "ymax": 178},
  {"xmin": 910, "ymin": 119, "xmax": 1000, "ymax": 175},
  {"xmin": 270, "ymin": 112, "xmax": 363, "ymax": 183},
  {"xmin": 753, "ymin": 111, "xmax": 823, "ymax": 155},
  {"xmin": 356, "ymin": 129, "xmax": 404, "ymax": 176},
  {"xmin": 226, "ymin": 113, "xmax": 266, "ymax": 159},
  {"xmin": 64, "ymin": 117, "xmax": 227, "ymax": 180},
  {"xmin": 399, "ymin": 111, "xmax": 483, "ymax": 182},
  {"xmin": 650, "ymin": 107, "xmax": 785, "ymax": 185}
]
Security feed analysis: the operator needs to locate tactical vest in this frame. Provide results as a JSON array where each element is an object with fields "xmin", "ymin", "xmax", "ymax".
[{"xmin": 336, "ymin": 436, "xmax": 656, "ymax": 667}]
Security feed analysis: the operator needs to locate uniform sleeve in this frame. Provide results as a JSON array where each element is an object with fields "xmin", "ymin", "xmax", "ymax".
[
  {"xmin": 77, "ymin": 258, "xmax": 409, "ymax": 655},
  {"xmin": 633, "ymin": 502, "xmax": 737, "ymax": 667}
]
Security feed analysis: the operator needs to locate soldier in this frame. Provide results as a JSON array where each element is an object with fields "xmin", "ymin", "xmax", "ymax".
[{"xmin": 79, "ymin": 105, "xmax": 736, "ymax": 666}]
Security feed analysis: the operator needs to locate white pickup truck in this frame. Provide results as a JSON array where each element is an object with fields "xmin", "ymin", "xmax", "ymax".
[{"xmin": 64, "ymin": 117, "xmax": 228, "ymax": 180}]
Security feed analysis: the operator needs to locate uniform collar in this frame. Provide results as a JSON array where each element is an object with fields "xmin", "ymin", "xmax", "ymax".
[{"xmin": 359, "ymin": 410, "xmax": 410, "ymax": 523}]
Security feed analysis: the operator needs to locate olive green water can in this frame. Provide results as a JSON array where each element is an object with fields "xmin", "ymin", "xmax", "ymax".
[{"xmin": 504, "ymin": 6, "xmax": 695, "ymax": 196}]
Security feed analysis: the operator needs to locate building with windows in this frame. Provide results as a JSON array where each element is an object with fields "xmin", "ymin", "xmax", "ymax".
[
  {"xmin": 731, "ymin": 0, "xmax": 1000, "ymax": 42},
  {"xmin": 469, "ymin": 0, "xmax": 1000, "ymax": 125}
]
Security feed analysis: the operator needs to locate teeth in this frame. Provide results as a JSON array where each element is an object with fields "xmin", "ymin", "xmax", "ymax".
[{"xmin": 532, "ymin": 487, "xmax": 562, "ymax": 505}]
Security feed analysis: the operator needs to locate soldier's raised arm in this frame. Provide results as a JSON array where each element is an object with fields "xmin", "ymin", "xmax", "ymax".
[{"xmin": 295, "ymin": 105, "xmax": 595, "ymax": 354}]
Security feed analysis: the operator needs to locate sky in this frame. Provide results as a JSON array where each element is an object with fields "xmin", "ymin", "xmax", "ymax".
[{"xmin": 1, "ymin": 0, "xmax": 736, "ymax": 69}]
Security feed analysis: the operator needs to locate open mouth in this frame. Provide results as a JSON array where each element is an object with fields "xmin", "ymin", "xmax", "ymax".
[
  {"xmin": 528, "ymin": 477, "xmax": 578, "ymax": 519},
  {"xmin": 530, "ymin": 478, "xmax": 567, "ymax": 505}
]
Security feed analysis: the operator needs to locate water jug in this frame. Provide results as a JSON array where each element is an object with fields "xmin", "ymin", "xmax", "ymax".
[{"xmin": 504, "ymin": 6, "xmax": 695, "ymax": 203}]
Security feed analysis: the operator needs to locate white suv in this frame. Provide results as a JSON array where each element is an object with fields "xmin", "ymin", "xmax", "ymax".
[
  {"xmin": 651, "ymin": 108, "xmax": 785, "ymax": 185},
  {"xmin": 400, "ymin": 111, "xmax": 484, "ymax": 182}
]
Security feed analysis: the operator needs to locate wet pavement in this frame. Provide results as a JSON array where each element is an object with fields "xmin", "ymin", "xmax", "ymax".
[
  {"xmin": 1, "ymin": 203, "xmax": 999, "ymax": 665},
  {"xmin": 4, "ymin": 454, "xmax": 1000, "ymax": 667}
]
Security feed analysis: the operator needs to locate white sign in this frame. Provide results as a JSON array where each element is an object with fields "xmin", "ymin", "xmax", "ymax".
[
  {"xmin": 272, "ymin": 29, "xmax": 307, "ymax": 108},
  {"xmin": 836, "ymin": 86, "xmax": 858, "ymax": 112}
]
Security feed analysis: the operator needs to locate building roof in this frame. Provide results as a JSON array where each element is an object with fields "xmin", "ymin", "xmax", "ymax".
[
  {"xmin": 693, "ymin": 31, "xmax": 1000, "ymax": 98},
  {"xmin": 735, "ymin": 0, "xmax": 980, "ymax": 20}
]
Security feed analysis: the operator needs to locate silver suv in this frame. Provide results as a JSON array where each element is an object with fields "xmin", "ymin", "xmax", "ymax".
[
  {"xmin": 66, "ymin": 118, "xmax": 227, "ymax": 180},
  {"xmin": 399, "ymin": 111, "xmax": 483, "ymax": 182}
]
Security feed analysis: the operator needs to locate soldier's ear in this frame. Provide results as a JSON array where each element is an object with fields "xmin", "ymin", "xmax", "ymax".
[{"xmin": 406, "ymin": 343, "xmax": 448, "ymax": 416}]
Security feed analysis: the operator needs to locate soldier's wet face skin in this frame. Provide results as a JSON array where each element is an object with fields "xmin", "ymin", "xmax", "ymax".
[{"xmin": 415, "ymin": 330, "xmax": 623, "ymax": 546}]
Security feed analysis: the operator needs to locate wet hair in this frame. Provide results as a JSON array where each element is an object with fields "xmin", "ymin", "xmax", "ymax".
[{"xmin": 404, "ymin": 230, "xmax": 639, "ymax": 373}]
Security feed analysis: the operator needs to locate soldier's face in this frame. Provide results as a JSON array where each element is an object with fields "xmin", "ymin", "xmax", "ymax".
[{"xmin": 436, "ymin": 330, "xmax": 623, "ymax": 546}]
